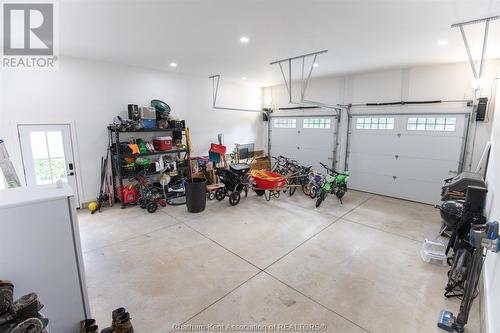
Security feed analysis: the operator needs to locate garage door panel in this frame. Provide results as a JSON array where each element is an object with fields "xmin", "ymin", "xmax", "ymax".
[
  {"xmin": 398, "ymin": 135, "xmax": 463, "ymax": 160},
  {"xmin": 349, "ymin": 171, "xmax": 443, "ymax": 203},
  {"xmin": 349, "ymin": 153, "xmax": 458, "ymax": 183},
  {"xmin": 350, "ymin": 132, "xmax": 400, "ymax": 155},
  {"xmin": 350, "ymin": 133, "xmax": 463, "ymax": 160},
  {"xmin": 299, "ymin": 131, "xmax": 336, "ymax": 150}
]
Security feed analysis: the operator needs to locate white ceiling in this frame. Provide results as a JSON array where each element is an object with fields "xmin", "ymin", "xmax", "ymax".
[{"xmin": 60, "ymin": 0, "xmax": 500, "ymax": 86}]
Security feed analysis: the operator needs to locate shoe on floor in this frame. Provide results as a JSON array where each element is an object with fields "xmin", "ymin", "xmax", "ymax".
[
  {"xmin": 100, "ymin": 307, "xmax": 126, "ymax": 333},
  {"xmin": 80, "ymin": 319, "xmax": 98, "ymax": 333}
]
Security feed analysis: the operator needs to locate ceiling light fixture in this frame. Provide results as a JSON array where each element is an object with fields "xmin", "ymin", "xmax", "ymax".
[
  {"xmin": 241, "ymin": 77, "xmax": 247, "ymax": 80},
  {"xmin": 240, "ymin": 36, "xmax": 249, "ymax": 43},
  {"xmin": 170, "ymin": 62, "xmax": 177, "ymax": 67},
  {"xmin": 313, "ymin": 63, "xmax": 319, "ymax": 67},
  {"xmin": 437, "ymin": 40, "xmax": 448, "ymax": 47}
]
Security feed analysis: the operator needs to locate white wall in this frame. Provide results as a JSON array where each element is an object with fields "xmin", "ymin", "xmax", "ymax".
[
  {"xmin": 482, "ymin": 66, "xmax": 500, "ymax": 333},
  {"xmin": 0, "ymin": 57, "xmax": 265, "ymax": 203},
  {"xmin": 263, "ymin": 60, "xmax": 500, "ymax": 171}
]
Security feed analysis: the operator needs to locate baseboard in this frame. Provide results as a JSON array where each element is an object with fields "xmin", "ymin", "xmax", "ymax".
[{"xmin": 480, "ymin": 271, "xmax": 488, "ymax": 333}]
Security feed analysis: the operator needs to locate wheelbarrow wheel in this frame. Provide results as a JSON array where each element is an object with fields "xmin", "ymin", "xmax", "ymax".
[
  {"xmin": 255, "ymin": 189, "xmax": 265, "ymax": 196},
  {"xmin": 289, "ymin": 186, "xmax": 296, "ymax": 197},
  {"xmin": 229, "ymin": 192, "xmax": 241, "ymax": 206},
  {"xmin": 215, "ymin": 188, "xmax": 226, "ymax": 201},
  {"xmin": 264, "ymin": 190, "xmax": 271, "ymax": 201},
  {"xmin": 147, "ymin": 201, "xmax": 158, "ymax": 213}
]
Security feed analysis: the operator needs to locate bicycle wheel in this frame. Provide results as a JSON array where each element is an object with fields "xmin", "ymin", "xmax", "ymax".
[
  {"xmin": 315, "ymin": 189, "xmax": 326, "ymax": 208},
  {"xmin": 457, "ymin": 248, "xmax": 483, "ymax": 326},
  {"xmin": 302, "ymin": 182, "xmax": 312, "ymax": 196},
  {"xmin": 309, "ymin": 185, "xmax": 318, "ymax": 199}
]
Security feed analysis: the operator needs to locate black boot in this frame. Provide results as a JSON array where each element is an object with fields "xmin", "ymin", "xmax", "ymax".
[
  {"xmin": 0, "ymin": 280, "xmax": 14, "ymax": 315},
  {"xmin": 10, "ymin": 317, "xmax": 44, "ymax": 333},
  {"xmin": 80, "ymin": 319, "xmax": 98, "ymax": 333},
  {"xmin": 13, "ymin": 293, "xmax": 42, "ymax": 323},
  {"xmin": 101, "ymin": 308, "xmax": 126, "ymax": 333},
  {"xmin": 114, "ymin": 312, "xmax": 133, "ymax": 333}
]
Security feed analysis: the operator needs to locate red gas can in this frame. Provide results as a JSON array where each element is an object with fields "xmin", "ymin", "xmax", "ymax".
[{"xmin": 117, "ymin": 186, "xmax": 137, "ymax": 204}]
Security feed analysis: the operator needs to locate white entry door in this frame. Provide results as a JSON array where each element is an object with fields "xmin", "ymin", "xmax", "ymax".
[
  {"xmin": 347, "ymin": 114, "xmax": 468, "ymax": 204},
  {"xmin": 270, "ymin": 116, "xmax": 337, "ymax": 172},
  {"xmin": 18, "ymin": 124, "xmax": 80, "ymax": 206}
]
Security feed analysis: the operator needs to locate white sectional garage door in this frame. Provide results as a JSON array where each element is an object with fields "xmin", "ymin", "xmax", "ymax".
[
  {"xmin": 270, "ymin": 116, "xmax": 337, "ymax": 172},
  {"xmin": 347, "ymin": 113, "xmax": 468, "ymax": 204}
]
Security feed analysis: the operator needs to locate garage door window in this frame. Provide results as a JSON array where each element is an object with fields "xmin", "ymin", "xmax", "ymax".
[
  {"xmin": 303, "ymin": 118, "xmax": 331, "ymax": 129},
  {"xmin": 356, "ymin": 117, "xmax": 394, "ymax": 130},
  {"xmin": 273, "ymin": 119, "xmax": 296, "ymax": 128},
  {"xmin": 407, "ymin": 117, "xmax": 456, "ymax": 131}
]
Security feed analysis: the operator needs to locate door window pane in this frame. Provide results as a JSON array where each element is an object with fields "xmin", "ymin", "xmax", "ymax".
[
  {"xmin": 34, "ymin": 159, "xmax": 53, "ymax": 185},
  {"xmin": 30, "ymin": 132, "xmax": 48, "ymax": 159},
  {"xmin": 47, "ymin": 131, "xmax": 65, "ymax": 158},
  {"xmin": 50, "ymin": 158, "xmax": 67, "ymax": 181}
]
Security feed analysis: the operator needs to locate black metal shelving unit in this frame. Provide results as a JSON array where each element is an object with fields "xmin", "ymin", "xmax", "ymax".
[{"xmin": 108, "ymin": 126, "xmax": 190, "ymax": 208}]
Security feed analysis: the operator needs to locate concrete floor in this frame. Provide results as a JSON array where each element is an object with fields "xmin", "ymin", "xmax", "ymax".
[{"xmin": 78, "ymin": 190, "xmax": 480, "ymax": 333}]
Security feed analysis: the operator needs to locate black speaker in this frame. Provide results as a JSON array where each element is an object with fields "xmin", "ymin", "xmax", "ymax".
[
  {"xmin": 465, "ymin": 185, "xmax": 488, "ymax": 214},
  {"xmin": 475, "ymin": 97, "xmax": 488, "ymax": 121},
  {"xmin": 128, "ymin": 104, "xmax": 140, "ymax": 120}
]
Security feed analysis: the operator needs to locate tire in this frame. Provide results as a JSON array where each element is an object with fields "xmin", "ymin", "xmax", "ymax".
[
  {"xmin": 229, "ymin": 192, "xmax": 241, "ymax": 206},
  {"xmin": 302, "ymin": 183, "xmax": 312, "ymax": 196},
  {"xmin": 309, "ymin": 185, "xmax": 318, "ymax": 199},
  {"xmin": 215, "ymin": 188, "xmax": 226, "ymax": 201},
  {"xmin": 208, "ymin": 192, "xmax": 215, "ymax": 200},
  {"xmin": 336, "ymin": 186, "xmax": 347, "ymax": 199},
  {"xmin": 255, "ymin": 190, "xmax": 265, "ymax": 196},
  {"xmin": 315, "ymin": 189, "xmax": 326, "ymax": 208},
  {"xmin": 147, "ymin": 201, "xmax": 158, "ymax": 213}
]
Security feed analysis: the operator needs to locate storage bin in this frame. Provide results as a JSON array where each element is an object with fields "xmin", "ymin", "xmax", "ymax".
[
  {"xmin": 153, "ymin": 136, "xmax": 172, "ymax": 151},
  {"xmin": 140, "ymin": 106, "xmax": 156, "ymax": 119},
  {"xmin": 420, "ymin": 238, "xmax": 447, "ymax": 266},
  {"xmin": 143, "ymin": 119, "xmax": 156, "ymax": 129}
]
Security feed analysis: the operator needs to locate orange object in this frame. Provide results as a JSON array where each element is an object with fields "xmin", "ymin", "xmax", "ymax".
[
  {"xmin": 251, "ymin": 170, "xmax": 286, "ymax": 189},
  {"xmin": 128, "ymin": 144, "xmax": 140, "ymax": 154}
]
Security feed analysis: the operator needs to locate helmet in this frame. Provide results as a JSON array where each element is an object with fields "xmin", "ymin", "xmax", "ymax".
[{"xmin": 439, "ymin": 200, "xmax": 464, "ymax": 227}]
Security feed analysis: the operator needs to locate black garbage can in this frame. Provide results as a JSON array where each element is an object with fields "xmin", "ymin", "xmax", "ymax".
[{"xmin": 185, "ymin": 178, "xmax": 207, "ymax": 213}]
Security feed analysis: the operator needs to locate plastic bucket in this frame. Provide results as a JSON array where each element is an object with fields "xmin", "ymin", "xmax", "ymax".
[{"xmin": 185, "ymin": 178, "xmax": 207, "ymax": 213}]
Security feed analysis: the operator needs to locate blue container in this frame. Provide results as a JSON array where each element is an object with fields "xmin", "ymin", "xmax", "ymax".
[{"xmin": 143, "ymin": 119, "xmax": 156, "ymax": 129}]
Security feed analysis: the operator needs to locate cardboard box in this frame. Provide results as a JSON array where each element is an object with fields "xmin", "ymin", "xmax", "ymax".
[
  {"xmin": 140, "ymin": 106, "xmax": 156, "ymax": 119},
  {"xmin": 250, "ymin": 157, "xmax": 270, "ymax": 170}
]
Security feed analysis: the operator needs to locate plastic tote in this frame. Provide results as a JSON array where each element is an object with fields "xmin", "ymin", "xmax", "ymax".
[{"xmin": 185, "ymin": 178, "xmax": 207, "ymax": 213}]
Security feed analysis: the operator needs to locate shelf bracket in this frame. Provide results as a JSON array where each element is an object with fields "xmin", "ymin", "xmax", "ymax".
[{"xmin": 208, "ymin": 74, "xmax": 262, "ymax": 113}]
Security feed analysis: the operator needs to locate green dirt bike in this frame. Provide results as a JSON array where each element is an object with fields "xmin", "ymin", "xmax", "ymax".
[{"xmin": 315, "ymin": 162, "xmax": 350, "ymax": 208}]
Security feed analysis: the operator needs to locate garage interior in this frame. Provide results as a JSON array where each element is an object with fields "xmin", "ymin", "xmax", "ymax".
[{"xmin": 1, "ymin": 1, "xmax": 500, "ymax": 333}]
